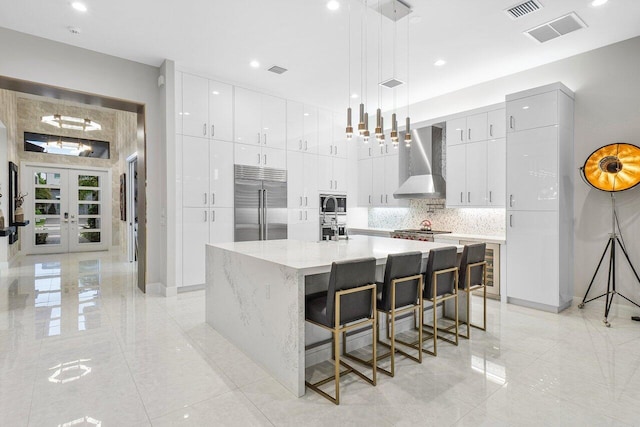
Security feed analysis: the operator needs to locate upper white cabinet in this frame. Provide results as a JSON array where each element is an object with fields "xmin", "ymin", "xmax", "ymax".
[
  {"xmin": 465, "ymin": 141, "xmax": 488, "ymax": 206},
  {"xmin": 358, "ymin": 141, "xmax": 374, "ymax": 160},
  {"xmin": 182, "ymin": 136, "xmax": 234, "ymax": 208},
  {"xmin": 446, "ymin": 117, "xmax": 467, "ymax": 146},
  {"xmin": 235, "ymin": 87, "xmax": 286, "ymax": 149},
  {"xmin": 507, "ymin": 91, "xmax": 558, "ymax": 133},
  {"xmin": 287, "ymin": 101, "xmax": 318, "ymax": 153},
  {"xmin": 209, "ymin": 80, "xmax": 233, "ymax": 142},
  {"xmin": 234, "ymin": 143, "xmax": 286, "ymax": 170},
  {"xmin": 466, "ymin": 113, "xmax": 488, "ymax": 143},
  {"xmin": 182, "ymin": 73, "xmax": 210, "ymax": 138},
  {"xmin": 318, "ymin": 156, "xmax": 347, "ymax": 193},
  {"xmin": 487, "ymin": 138, "xmax": 506, "ymax": 207},
  {"xmin": 506, "ymin": 83, "xmax": 574, "ymax": 313},
  {"xmin": 332, "ymin": 112, "xmax": 347, "ymax": 159},
  {"xmin": 358, "ymin": 158, "xmax": 373, "ymax": 206},
  {"xmin": 445, "ymin": 144, "xmax": 467, "ymax": 207},
  {"xmin": 488, "ymin": 108, "xmax": 506, "ymax": 139},
  {"xmin": 358, "ymin": 154, "xmax": 403, "ymax": 207},
  {"xmin": 181, "ymin": 73, "xmax": 233, "ymax": 141}
]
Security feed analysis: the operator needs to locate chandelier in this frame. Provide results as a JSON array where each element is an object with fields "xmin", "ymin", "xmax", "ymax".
[{"xmin": 41, "ymin": 114, "xmax": 102, "ymax": 132}]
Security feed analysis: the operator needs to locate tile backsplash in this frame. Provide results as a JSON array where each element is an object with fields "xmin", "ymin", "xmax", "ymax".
[{"xmin": 368, "ymin": 199, "xmax": 505, "ymax": 235}]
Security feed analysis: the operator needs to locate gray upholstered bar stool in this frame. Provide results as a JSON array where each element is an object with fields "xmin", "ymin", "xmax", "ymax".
[
  {"xmin": 458, "ymin": 243, "xmax": 488, "ymax": 339},
  {"xmin": 374, "ymin": 251, "xmax": 424, "ymax": 377},
  {"xmin": 305, "ymin": 257, "xmax": 378, "ymax": 405},
  {"xmin": 422, "ymin": 246, "xmax": 459, "ymax": 357}
]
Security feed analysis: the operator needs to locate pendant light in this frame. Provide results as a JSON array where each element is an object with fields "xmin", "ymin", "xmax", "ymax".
[
  {"xmin": 391, "ymin": 113, "xmax": 399, "ymax": 146},
  {"xmin": 378, "ymin": 115, "xmax": 385, "ymax": 144},
  {"xmin": 345, "ymin": 0, "xmax": 354, "ymax": 139},
  {"xmin": 375, "ymin": 0, "xmax": 383, "ymax": 141},
  {"xmin": 363, "ymin": 112, "xmax": 370, "ymax": 142}
]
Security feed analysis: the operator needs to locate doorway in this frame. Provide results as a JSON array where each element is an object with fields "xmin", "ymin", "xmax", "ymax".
[
  {"xmin": 23, "ymin": 164, "xmax": 111, "ymax": 255},
  {"xmin": 126, "ymin": 153, "xmax": 138, "ymax": 262}
]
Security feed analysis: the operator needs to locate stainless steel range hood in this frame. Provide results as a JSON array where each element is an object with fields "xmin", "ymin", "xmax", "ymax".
[{"xmin": 393, "ymin": 126, "xmax": 446, "ymax": 199}]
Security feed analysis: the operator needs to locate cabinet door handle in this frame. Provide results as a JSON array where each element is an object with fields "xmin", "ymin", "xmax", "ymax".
[
  {"xmin": 510, "ymin": 214, "xmax": 513, "ymax": 227},
  {"xmin": 212, "ymin": 193, "xmax": 215, "ymax": 205},
  {"xmin": 211, "ymin": 124, "xmax": 215, "ymax": 137},
  {"xmin": 335, "ymin": 145, "xmax": 338, "ymax": 155},
  {"xmin": 460, "ymin": 130, "xmax": 464, "ymax": 141},
  {"xmin": 468, "ymin": 129, "xmax": 471, "ymax": 140},
  {"xmin": 299, "ymin": 140, "xmax": 302, "ymax": 150},
  {"xmin": 460, "ymin": 192, "xmax": 463, "ymax": 203},
  {"xmin": 304, "ymin": 211, "xmax": 308, "ymax": 220},
  {"xmin": 468, "ymin": 192, "xmax": 471, "ymax": 203},
  {"xmin": 330, "ymin": 145, "xmax": 333, "ymax": 154},
  {"xmin": 257, "ymin": 153, "xmax": 261, "ymax": 164},
  {"xmin": 489, "ymin": 124, "xmax": 493, "ymax": 137},
  {"xmin": 489, "ymin": 191, "xmax": 492, "ymax": 203},
  {"xmin": 330, "ymin": 180, "xmax": 333, "ymax": 189},
  {"xmin": 369, "ymin": 147, "xmax": 372, "ymax": 156},
  {"xmin": 204, "ymin": 193, "xmax": 207, "ymax": 205},
  {"xmin": 257, "ymin": 132, "xmax": 261, "ymax": 144},
  {"xmin": 509, "ymin": 116, "xmax": 514, "ymax": 129},
  {"xmin": 509, "ymin": 194, "xmax": 513, "ymax": 207},
  {"xmin": 299, "ymin": 210, "xmax": 302, "ymax": 220},
  {"xmin": 305, "ymin": 140, "xmax": 308, "ymax": 151},
  {"xmin": 369, "ymin": 195, "xmax": 371, "ymax": 204},
  {"xmin": 212, "ymin": 210, "xmax": 215, "ymax": 222},
  {"xmin": 264, "ymin": 133, "xmax": 267, "ymax": 145},
  {"xmin": 381, "ymin": 195, "xmax": 383, "ymax": 203},
  {"xmin": 204, "ymin": 210, "xmax": 207, "ymax": 222},
  {"xmin": 385, "ymin": 144, "xmax": 388, "ymax": 154},
  {"xmin": 203, "ymin": 123, "xmax": 207, "ymax": 136},
  {"xmin": 334, "ymin": 180, "xmax": 337, "ymax": 189},
  {"xmin": 299, "ymin": 196, "xmax": 303, "ymax": 206},
  {"xmin": 263, "ymin": 154, "xmax": 267, "ymax": 165},
  {"xmin": 385, "ymin": 194, "xmax": 388, "ymax": 203},
  {"xmin": 305, "ymin": 196, "xmax": 308, "ymax": 206}
]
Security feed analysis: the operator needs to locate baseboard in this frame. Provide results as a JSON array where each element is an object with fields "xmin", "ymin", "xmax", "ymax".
[
  {"xmin": 178, "ymin": 284, "xmax": 205, "ymax": 293},
  {"xmin": 146, "ymin": 282, "xmax": 177, "ymax": 297},
  {"xmin": 507, "ymin": 296, "xmax": 572, "ymax": 313}
]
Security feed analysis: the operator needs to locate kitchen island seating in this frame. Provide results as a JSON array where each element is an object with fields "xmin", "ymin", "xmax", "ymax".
[
  {"xmin": 458, "ymin": 243, "xmax": 488, "ymax": 339},
  {"xmin": 371, "ymin": 251, "xmax": 425, "ymax": 377},
  {"xmin": 305, "ymin": 257, "xmax": 378, "ymax": 405},
  {"xmin": 422, "ymin": 246, "xmax": 460, "ymax": 356}
]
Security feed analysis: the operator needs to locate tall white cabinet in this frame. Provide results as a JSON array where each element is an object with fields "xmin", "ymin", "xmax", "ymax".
[{"xmin": 505, "ymin": 83, "xmax": 574, "ymax": 312}]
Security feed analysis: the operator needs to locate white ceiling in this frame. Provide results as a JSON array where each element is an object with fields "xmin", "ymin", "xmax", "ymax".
[{"xmin": 1, "ymin": 0, "xmax": 639, "ymax": 113}]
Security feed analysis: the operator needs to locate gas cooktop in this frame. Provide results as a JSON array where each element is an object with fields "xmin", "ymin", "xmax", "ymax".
[{"xmin": 393, "ymin": 229, "xmax": 452, "ymax": 235}]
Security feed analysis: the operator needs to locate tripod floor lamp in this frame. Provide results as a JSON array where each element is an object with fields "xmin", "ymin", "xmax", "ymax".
[{"xmin": 579, "ymin": 143, "xmax": 640, "ymax": 327}]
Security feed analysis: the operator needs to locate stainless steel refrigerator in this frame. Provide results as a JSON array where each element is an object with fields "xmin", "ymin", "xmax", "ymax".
[{"xmin": 234, "ymin": 165, "xmax": 288, "ymax": 242}]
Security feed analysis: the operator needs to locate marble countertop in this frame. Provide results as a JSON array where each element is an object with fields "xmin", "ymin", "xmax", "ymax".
[{"xmin": 209, "ymin": 235, "xmax": 462, "ymax": 272}]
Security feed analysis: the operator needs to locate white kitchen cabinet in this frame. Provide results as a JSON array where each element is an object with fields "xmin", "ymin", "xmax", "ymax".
[
  {"xmin": 318, "ymin": 109, "xmax": 333, "ymax": 156},
  {"xmin": 506, "ymin": 90, "xmax": 558, "ymax": 133},
  {"xmin": 287, "ymin": 151, "xmax": 318, "ymax": 209},
  {"xmin": 288, "ymin": 209, "xmax": 317, "ymax": 242},
  {"xmin": 487, "ymin": 138, "xmax": 506, "ymax": 207},
  {"xmin": 465, "ymin": 141, "xmax": 488, "ymax": 206},
  {"xmin": 506, "ymin": 126, "xmax": 558, "ymax": 211},
  {"xmin": 234, "ymin": 143, "xmax": 286, "ymax": 169},
  {"xmin": 287, "ymin": 101, "xmax": 319, "ymax": 153},
  {"xmin": 358, "ymin": 141, "xmax": 374, "ymax": 160},
  {"xmin": 210, "ymin": 141, "xmax": 234, "ymax": 207},
  {"xmin": 235, "ymin": 87, "xmax": 285, "ymax": 149},
  {"xmin": 182, "ymin": 207, "xmax": 210, "ymax": 286},
  {"xmin": 372, "ymin": 156, "xmax": 385, "ymax": 205},
  {"xmin": 318, "ymin": 156, "xmax": 347, "ymax": 193},
  {"xmin": 208, "ymin": 80, "xmax": 233, "ymax": 142},
  {"xmin": 303, "ymin": 153, "xmax": 319, "ymax": 208},
  {"xmin": 358, "ymin": 158, "xmax": 373, "ymax": 206},
  {"xmin": 303, "ymin": 105, "xmax": 319, "ymax": 153},
  {"xmin": 332, "ymin": 111, "xmax": 347, "ymax": 159},
  {"xmin": 384, "ymin": 154, "xmax": 400, "ymax": 207},
  {"xmin": 182, "ymin": 73, "xmax": 209, "ymax": 138},
  {"xmin": 488, "ymin": 108, "xmax": 506, "ymax": 139},
  {"xmin": 209, "ymin": 207, "xmax": 234, "ymax": 244},
  {"xmin": 446, "ymin": 117, "xmax": 467, "ymax": 146},
  {"xmin": 506, "ymin": 83, "xmax": 574, "ymax": 313},
  {"xmin": 182, "ymin": 136, "xmax": 210, "ymax": 207},
  {"xmin": 466, "ymin": 112, "xmax": 488, "ymax": 143},
  {"xmin": 445, "ymin": 144, "xmax": 466, "ymax": 207}
]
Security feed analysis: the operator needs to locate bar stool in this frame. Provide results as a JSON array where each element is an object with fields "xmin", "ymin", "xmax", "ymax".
[
  {"xmin": 343, "ymin": 251, "xmax": 424, "ymax": 377},
  {"xmin": 305, "ymin": 257, "xmax": 377, "ymax": 405},
  {"xmin": 458, "ymin": 243, "xmax": 488, "ymax": 339},
  {"xmin": 422, "ymin": 246, "xmax": 459, "ymax": 357}
]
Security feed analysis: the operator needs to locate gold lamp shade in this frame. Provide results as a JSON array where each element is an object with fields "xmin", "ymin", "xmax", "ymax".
[{"xmin": 582, "ymin": 143, "xmax": 640, "ymax": 192}]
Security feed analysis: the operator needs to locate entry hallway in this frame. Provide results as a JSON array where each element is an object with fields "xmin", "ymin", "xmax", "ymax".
[{"xmin": 1, "ymin": 251, "xmax": 639, "ymax": 426}]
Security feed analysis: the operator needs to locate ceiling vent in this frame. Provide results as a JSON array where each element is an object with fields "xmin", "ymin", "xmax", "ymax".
[
  {"xmin": 525, "ymin": 12, "xmax": 587, "ymax": 43},
  {"xmin": 505, "ymin": 0, "xmax": 542, "ymax": 19},
  {"xmin": 380, "ymin": 78, "xmax": 404, "ymax": 89},
  {"xmin": 267, "ymin": 65, "xmax": 288, "ymax": 75}
]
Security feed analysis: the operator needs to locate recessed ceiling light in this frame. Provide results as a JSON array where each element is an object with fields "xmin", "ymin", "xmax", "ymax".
[
  {"xmin": 351, "ymin": 93, "xmax": 359, "ymax": 98},
  {"xmin": 434, "ymin": 59, "xmax": 446, "ymax": 67},
  {"xmin": 71, "ymin": 2, "xmax": 87, "ymax": 12},
  {"xmin": 327, "ymin": 0, "xmax": 340, "ymax": 11},
  {"xmin": 250, "ymin": 60, "xmax": 260, "ymax": 68},
  {"xmin": 591, "ymin": 0, "xmax": 608, "ymax": 6}
]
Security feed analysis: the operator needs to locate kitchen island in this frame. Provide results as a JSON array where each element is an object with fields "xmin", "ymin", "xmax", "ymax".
[{"xmin": 205, "ymin": 236, "xmax": 462, "ymax": 397}]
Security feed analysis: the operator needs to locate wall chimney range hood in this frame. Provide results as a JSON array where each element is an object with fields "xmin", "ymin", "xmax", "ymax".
[{"xmin": 393, "ymin": 126, "xmax": 446, "ymax": 199}]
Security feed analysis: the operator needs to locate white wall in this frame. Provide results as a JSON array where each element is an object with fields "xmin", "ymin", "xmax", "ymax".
[
  {"xmin": 0, "ymin": 28, "xmax": 166, "ymax": 288},
  {"xmin": 406, "ymin": 36, "xmax": 640, "ymax": 302}
]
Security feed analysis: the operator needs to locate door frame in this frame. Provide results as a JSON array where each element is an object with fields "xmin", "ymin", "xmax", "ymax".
[
  {"xmin": 21, "ymin": 162, "xmax": 112, "ymax": 255},
  {"xmin": 126, "ymin": 152, "xmax": 137, "ymax": 262}
]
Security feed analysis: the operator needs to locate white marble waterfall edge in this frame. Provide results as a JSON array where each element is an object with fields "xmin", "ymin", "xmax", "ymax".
[{"xmin": 205, "ymin": 245, "xmax": 305, "ymax": 396}]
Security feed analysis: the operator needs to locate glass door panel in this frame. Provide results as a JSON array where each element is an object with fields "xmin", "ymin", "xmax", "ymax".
[
  {"xmin": 70, "ymin": 170, "xmax": 108, "ymax": 252},
  {"xmin": 30, "ymin": 167, "xmax": 69, "ymax": 253}
]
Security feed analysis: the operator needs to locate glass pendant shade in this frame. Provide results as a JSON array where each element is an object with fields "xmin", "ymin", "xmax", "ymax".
[
  {"xmin": 582, "ymin": 143, "xmax": 640, "ymax": 192},
  {"xmin": 379, "ymin": 116, "xmax": 385, "ymax": 143},
  {"xmin": 404, "ymin": 116, "xmax": 412, "ymax": 147},
  {"xmin": 375, "ymin": 108, "xmax": 382, "ymax": 137},
  {"xmin": 390, "ymin": 113, "xmax": 399, "ymax": 145},
  {"xmin": 363, "ymin": 112, "xmax": 370, "ymax": 142},
  {"xmin": 346, "ymin": 107, "xmax": 353, "ymax": 139}
]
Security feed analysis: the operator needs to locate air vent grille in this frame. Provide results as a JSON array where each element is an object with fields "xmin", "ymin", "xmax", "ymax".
[
  {"xmin": 525, "ymin": 12, "xmax": 587, "ymax": 43},
  {"xmin": 268, "ymin": 65, "xmax": 288, "ymax": 75},
  {"xmin": 506, "ymin": 0, "xmax": 542, "ymax": 19},
  {"xmin": 380, "ymin": 78, "xmax": 404, "ymax": 89}
]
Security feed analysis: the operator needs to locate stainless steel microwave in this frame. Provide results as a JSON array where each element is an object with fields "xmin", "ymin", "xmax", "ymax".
[{"xmin": 319, "ymin": 194, "xmax": 347, "ymax": 214}]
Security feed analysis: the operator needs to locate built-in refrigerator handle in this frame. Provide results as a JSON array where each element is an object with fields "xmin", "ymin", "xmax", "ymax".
[
  {"xmin": 263, "ymin": 189, "xmax": 268, "ymax": 240},
  {"xmin": 258, "ymin": 189, "xmax": 263, "ymax": 240}
]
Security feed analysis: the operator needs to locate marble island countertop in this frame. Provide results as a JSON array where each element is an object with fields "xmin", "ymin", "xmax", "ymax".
[{"xmin": 209, "ymin": 235, "xmax": 462, "ymax": 274}]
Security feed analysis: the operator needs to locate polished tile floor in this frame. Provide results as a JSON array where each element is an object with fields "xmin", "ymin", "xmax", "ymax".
[{"xmin": 2, "ymin": 251, "xmax": 640, "ymax": 426}]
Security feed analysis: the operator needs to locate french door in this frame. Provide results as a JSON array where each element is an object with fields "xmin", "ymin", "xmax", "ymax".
[{"xmin": 23, "ymin": 165, "xmax": 111, "ymax": 254}]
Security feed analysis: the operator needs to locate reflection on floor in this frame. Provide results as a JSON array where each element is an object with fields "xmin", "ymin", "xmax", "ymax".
[{"xmin": 2, "ymin": 251, "xmax": 640, "ymax": 426}]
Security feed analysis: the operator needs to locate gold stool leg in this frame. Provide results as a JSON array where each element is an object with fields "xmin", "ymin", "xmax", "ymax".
[{"xmin": 334, "ymin": 329, "xmax": 340, "ymax": 405}]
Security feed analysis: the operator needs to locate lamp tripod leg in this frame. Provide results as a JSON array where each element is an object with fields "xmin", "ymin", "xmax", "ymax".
[{"xmin": 579, "ymin": 238, "xmax": 613, "ymax": 309}]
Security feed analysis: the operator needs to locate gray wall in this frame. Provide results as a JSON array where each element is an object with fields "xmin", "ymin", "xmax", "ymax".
[
  {"xmin": 406, "ymin": 36, "xmax": 640, "ymax": 303},
  {"xmin": 0, "ymin": 27, "xmax": 166, "ymax": 287}
]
